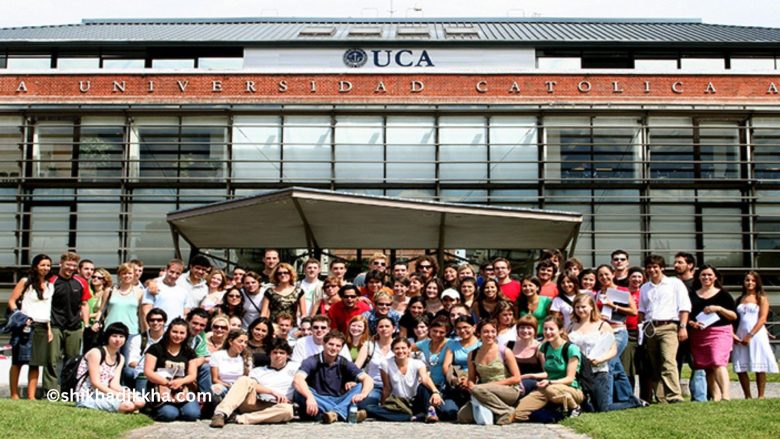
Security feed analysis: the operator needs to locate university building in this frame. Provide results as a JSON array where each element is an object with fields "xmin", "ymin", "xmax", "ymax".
[{"xmin": 0, "ymin": 17, "xmax": 779, "ymax": 302}]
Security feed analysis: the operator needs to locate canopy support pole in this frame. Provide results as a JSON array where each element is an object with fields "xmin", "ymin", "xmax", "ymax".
[
  {"xmin": 170, "ymin": 223, "xmax": 182, "ymax": 260},
  {"xmin": 292, "ymin": 198, "xmax": 320, "ymax": 256},
  {"xmin": 436, "ymin": 212, "xmax": 446, "ymax": 270}
]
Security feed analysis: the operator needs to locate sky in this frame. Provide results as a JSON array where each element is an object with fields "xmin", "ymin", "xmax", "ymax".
[{"xmin": 0, "ymin": 0, "xmax": 777, "ymax": 28}]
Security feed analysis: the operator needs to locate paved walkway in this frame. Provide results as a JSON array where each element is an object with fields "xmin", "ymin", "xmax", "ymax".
[{"xmin": 124, "ymin": 420, "xmax": 590, "ymax": 439}]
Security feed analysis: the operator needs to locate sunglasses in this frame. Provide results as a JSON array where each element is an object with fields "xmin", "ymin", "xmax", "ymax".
[
  {"xmin": 212, "ymin": 325, "xmax": 228, "ymax": 331},
  {"xmin": 418, "ymin": 265, "xmax": 432, "ymax": 269},
  {"xmin": 312, "ymin": 325, "xmax": 329, "ymax": 330},
  {"xmin": 372, "ymin": 261, "xmax": 387, "ymax": 266},
  {"xmin": 342, "ymin": 295, "xmax": 358, "ymax": 299},
  {"xmin": 92, "ymin": 276, "xmax": 104, "ymax": 280},
  {"xmin": 148, "ymin": 318, "xmax": 164, "ymax": 323},
  {"xmin": 276, "ymin": 271, "xmax": 291, "ymax": 276},
  {"xmin": 376, "ymin": 303, "xmax": 392, "ymax": 307}
]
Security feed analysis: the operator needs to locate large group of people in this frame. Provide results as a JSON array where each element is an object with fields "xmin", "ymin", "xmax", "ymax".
[{"xmin": 4, "ymin": 247, "xmax": 778, "ymax": 426}]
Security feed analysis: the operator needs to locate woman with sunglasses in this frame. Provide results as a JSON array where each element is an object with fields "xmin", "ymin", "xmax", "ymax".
[
  {"xmin": 101, "ymin": 262, "xmax": 145, "ymax": 379},
  {"xmin": 261, "ymin": 263, "xmax": 305, "ymax": 323},
  {"xmin": 83, "ymin": 267, "xmax": 113, "ymax": 352},
  {"xmin": 362, "ymin": 291, "xmax": 401, "ymax": 336},
  {"xmin": 206, "ymin": 315, "xmax": 231, "ymax": 354},
  {"xmin": 217, "ymin": 288, "xmax": 245, "ymax": 320}
]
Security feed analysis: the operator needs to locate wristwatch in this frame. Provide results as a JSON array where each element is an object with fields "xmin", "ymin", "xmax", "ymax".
[{"xmin": 678, "ymin": 322, "xmax": 686, "ymax": 329}]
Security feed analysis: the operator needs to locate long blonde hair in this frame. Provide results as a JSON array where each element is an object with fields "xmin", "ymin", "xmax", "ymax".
[{"xmin": 571, "ymin": 293, "xmax": 602, "ymax": 324}]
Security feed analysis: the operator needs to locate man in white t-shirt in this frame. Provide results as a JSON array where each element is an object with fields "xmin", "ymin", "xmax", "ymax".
[
  {"xmin": 210, "ymin": 338, "xmax": 298, "ymax": 427},
  {"xmin": 298, "ymin": 258, "xmax": 323, "ymax": 319},
  {"xmin": 291, "ymin": 315, "xmax": 351, "ymax": 363},
  {"xmin": 176, "ymin": 255, "xmax": 210, "ymax": 308},
  {"xmin": 141, "ymin": 259, "xmax": 189, "ymax": 323}
]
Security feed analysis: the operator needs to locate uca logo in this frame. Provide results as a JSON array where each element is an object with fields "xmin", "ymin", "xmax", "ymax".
[{"xmin": 343, "ymin": 48, "xmax": 368, "ymax": 68}]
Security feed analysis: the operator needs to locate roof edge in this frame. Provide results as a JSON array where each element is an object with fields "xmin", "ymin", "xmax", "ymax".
[{"xmin": 77, "ymin": 17, "xmax": 706, "ymax": 26}]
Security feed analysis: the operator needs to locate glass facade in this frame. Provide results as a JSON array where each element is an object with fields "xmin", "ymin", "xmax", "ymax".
[{"xmin": 0, "ymin": 110, "xmax": 777, "ymax": 291}]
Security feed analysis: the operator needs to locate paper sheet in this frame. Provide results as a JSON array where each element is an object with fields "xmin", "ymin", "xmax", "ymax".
[{"xmin": 696, "ymin": 311, "xmax": 720, "ymax": 328}]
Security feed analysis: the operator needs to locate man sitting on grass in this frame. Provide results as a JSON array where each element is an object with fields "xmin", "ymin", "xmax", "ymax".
[
  {"xmin": 293, "ymin": 330, "xmax": 374, "ymax": 423},
  {"xmin": 210, "ymin": 338, "xmax": 298, "ymax": 427}
]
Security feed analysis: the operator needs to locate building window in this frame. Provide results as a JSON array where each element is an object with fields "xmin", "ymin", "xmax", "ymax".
[
  {"xmin": 699, "ymin": 122, "xmax": 741, "ymax": 179},
  {"xmin": 545, "ymin": 116, "xmax": 640, "ymax": 182},
  {"xmin": 6, "ymin": 55, "xmax": 51, "ymax": 70},
  {"xmin": 282, "ymin": 116, "xmax": 332, "ymax": 182},
  {"xmin": 648, "ymin": 117, "xmax": 694, "ymax": 180},
  {"xmin": 489, "ymin": 116, "xmax": 538, "ymax": 183},
  {"xmin": 127, "ymin": 190, "xmax": 178, "ymax": 266},
  {"xmin": 33, "ymin": 121, "xmax": 74, "ymax": 178},
  {"xmin": 132, "ymin": 117, "xmax": 226, "ymax": 181},
  {"xmin": 0, "ymin": 189, "xmax": 17, "ymax": 265},
  {"xmin": 649, "ymin": 203, "xmax": 697, "ymax": 263},
  {"xmin": 102, "ymin": 58, "xmax": 145, "ymax": 69},
  {"xmin": 755, "ymin": 191, "xmax": 780, "ymax": 269},
  {"xmin": 702, "ymin": 207, "xmax": 744, "ymax": 267},
  {"xmin": 198, "ymin": 57, "xmax": 243, "ymax": 70},
  {"xmin": 151, "ymin": 59, "xmax": 195, "ymax": 69},
  {"xmin": 334, "ymin": 116, "xmax": 384, "ymax": 183},
  {"xmin": 0, "ymin": 117, "xmax": 22, "ymax": 179},
  {"xmin": 752, "ymin": 118, "xmax": 780, "ymax": 180},
  {"xmin": 439, "ymin": 116, "xmax": 487, "ymax": 183},
  {"xmin": 57, "ymin": 57, "xmax": 100, "ymax": 70},
  {"xmin": 79, "ymin": 117, "xmax": 125, "ymax": 181},
  {"xmin": 232, "ymin": 115, "xmax": 282, "ymax": 182},
  {"xmin": 75, "ymin": 189, "xmax": 121, "ymax": 267},
  {"xmin": 386, "ymin": 116, "xmax": 435, "ymax": 183}
]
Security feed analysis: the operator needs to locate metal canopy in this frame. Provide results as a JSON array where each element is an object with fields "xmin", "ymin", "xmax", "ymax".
[{"xmin": 166, "ymin": 187, "xmax": 582, "ymax": 254}]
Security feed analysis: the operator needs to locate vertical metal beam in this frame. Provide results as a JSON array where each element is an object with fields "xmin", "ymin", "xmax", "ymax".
[{"xmin": 436, "ymin": 212, "xmax": 446, "ymax": 269}]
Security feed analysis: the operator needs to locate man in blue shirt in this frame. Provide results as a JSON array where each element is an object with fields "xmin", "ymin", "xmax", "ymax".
[{"xmin": 293, "ymin": 330, "xmax": 373, "ymax": 423}]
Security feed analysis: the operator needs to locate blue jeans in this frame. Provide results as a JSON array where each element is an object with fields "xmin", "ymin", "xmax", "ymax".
[
  {"xmin": 197, "ymin": 363, "xmax": 213, "ymax": 394},
  {"xmin": 521, "ymin": 378, "xmax": 539, "ymax": 395},
  {"xmin": 154, "ymin": 400, "xmax": 201, "ymax": 422},
  {"xmin": 591, "ymin": 372, "xmax": 642, "ymax": 412},
  {"xmin": 366, "ymin": 385, "xmax": 434, "ymax": 421},
  {"xmin": 609, "ymin": 327, "xmax": 634, "ymax": 403},
  {"xmin": 439, "ymin": 384, "xmax": 469, "ymax": 421},
  {"xmin": 690, "ymin": 369, "xmax": 708, "ymax": 402},
  {"xmin": 357, "ymin": 386, "xmax": 382, "ymax": 410},
  {"xmin": 294, "ymin": 385, "xmax": 363, "ymax": 421}
]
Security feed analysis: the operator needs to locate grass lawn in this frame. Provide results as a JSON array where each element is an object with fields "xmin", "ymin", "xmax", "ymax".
[
  {"xmin": 681, "ymin": 362, "xmax": 780, "ymax": 382},
  {"xmin": 0, "ymin": 399, "xmax": 153, "ymax": 439},
  {"xmin": 563, "ymin": 398, "xmax": 780, "ymax": 439}
]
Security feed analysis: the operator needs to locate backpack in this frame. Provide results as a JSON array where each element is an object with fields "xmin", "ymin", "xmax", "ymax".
[
  {"xmin": 61, "ymin": 346, "xmax": 121, "ymax": 395},
  {"xmin": 541, "ymin": 341, "xmax": 594, "ymax": 403}
]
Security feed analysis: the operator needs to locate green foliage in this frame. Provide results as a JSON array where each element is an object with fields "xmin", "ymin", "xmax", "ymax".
[
  {"xmin": 563, "ymin": 399, "xmax": 780, "ymax": 439},
  {"xmin": 0, "ymin": 399, "xmax": 152, "ymax": 439}
]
